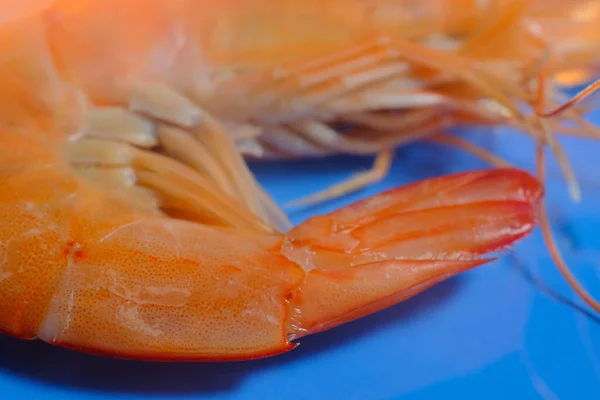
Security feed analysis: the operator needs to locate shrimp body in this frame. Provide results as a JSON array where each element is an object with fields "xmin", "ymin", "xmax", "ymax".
[
  {"xmin": 9, "ymin": 0, "xmax": 600, "ymax": 153},
  {"xmin": 0, "ymin": 126, "xmax": 543, "ymax": 360},
  {"xmin": 7, "ymin": 0, "xmax": 596, "ymax": 361},
  {"xmin": 0, "ymin": 0, "xmax": 549, "ymax": 361},
  {"xmin": 22, "ymin": 0, "xmax": 598, "ymax": 215}
]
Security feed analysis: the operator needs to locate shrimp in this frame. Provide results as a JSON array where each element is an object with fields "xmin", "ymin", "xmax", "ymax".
[
  {"xmin": 6, "ymin": 0, "xmax": 600, "ymax": 210},
  {"xmin": 0, "ymin": 1, "xmax": 548, "ymax": 360}
]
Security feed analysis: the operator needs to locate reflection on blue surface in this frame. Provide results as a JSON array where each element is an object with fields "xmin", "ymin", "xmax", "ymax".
[{"xmin": 1, "ymin": 114, "xmax": 599, "ymax": 399}]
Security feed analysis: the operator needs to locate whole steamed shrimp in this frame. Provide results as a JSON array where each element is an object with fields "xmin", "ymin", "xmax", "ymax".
[
  {"xmin": 0, "ymin": 0, "xmax": 594, "ymax": 360},
  {"xmin": 0, "ymin": 0, "xmax": 551, "ymax": 360}
]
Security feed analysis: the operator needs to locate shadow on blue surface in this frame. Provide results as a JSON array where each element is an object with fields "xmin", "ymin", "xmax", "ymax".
[{"xmin": 0, "ymin": 276, "xmax": 464, "ymax": 396}]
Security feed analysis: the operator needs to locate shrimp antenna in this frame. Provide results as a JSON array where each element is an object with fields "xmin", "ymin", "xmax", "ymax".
[
  {"xmin": 536, "ymin": 144, "xmax": 600, "ymax": 314},
  {"xmin": 528, "ymin": 46, "xmax": 600, "ymax": 313},
  {"xmin": 529, "ymin": 24, "xmax": 600, "ymax": 120},
  {"xmin": 536, "ymin": 77, "xmax": 600, "ymax": 118},
  {"xmin": 531, "ymin": 53, "xmax": 582, "ymax": 202}
]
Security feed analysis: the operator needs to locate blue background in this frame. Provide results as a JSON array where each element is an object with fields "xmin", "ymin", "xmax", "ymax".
[{"xmin": 1, "ymin": 107, "xmax": 599, "ymax": 399}]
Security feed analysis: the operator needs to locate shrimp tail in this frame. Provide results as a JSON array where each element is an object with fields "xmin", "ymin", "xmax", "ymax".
[{"xmin": 283, "ymin": 168, "xmax": 543, "ymax": 338}]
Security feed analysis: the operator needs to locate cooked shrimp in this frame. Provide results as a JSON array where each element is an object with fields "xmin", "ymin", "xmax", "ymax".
[
  {"xmin": 0, "ymin": 1, "xmax": 548, "ymax": 360},
  {"xmin": 7, "ymin": 0, "xmax": 600, "ymax": 209},
  {"xmin": 0, "ymin": 159, "xmax": 542, "ymax": 360}
]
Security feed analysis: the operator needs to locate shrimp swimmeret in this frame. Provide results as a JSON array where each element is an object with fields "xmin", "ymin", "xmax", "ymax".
[{"xmin": 0, "ymin": 0, "xmax": 551, "ymax": 360}]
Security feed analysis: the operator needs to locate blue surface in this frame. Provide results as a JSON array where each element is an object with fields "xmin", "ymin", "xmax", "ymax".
[{"xmin": 1, "ymin": 112, "xmax": 600, "ymax": 399}]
